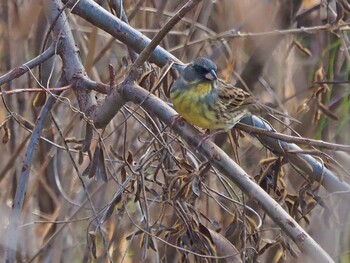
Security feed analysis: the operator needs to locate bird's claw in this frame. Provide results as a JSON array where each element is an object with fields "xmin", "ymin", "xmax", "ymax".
[{"xmin": 170, "ymin": 114, "xmax": 184, "ymax": 129}]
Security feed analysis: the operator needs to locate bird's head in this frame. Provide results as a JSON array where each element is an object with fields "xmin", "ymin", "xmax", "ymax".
[{"xmin": 183, "ymin": 57, "xmax": 218, "ymax": 83}]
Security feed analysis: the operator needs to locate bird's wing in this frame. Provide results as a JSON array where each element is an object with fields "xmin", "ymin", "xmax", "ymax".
[{"xmin": 217, "ymin": 82, "xmax": 254, "ymax": 108}]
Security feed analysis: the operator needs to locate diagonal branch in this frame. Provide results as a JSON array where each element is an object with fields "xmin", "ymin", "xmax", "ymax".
[
  {"xmin": 240, "ymin": 116, "xmax": 350, "ymax": 195},
  {"xmin": 64, "ymin": 0, "xmax": 181, "ymax": 67},
  {"xmin": 118, "ymin": 83, "xmax": 334, "ymax": 262},
  {"xmin": 6, "ymin": 0, "xmax": 96, "ymax": 261},
  {"xmin": 51, "ymin": 2, "xmax": 347, "ymax": 260},
  {"xmin": 132, "ymin": 0, "xmax": 202, "ymax": 69},
  {"xmin": 65, "ymin": 0, "xmax": 350, "ymax": 194},
  {"xmin": 0, "ymin": 43, "xmax": 56, "ymax": 86}
]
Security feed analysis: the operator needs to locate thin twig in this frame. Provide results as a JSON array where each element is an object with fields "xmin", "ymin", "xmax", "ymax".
[
  {"xmin": 119, "ymin": 83, "xmax": 334, "ymax": 262},
  {"xmin": 64, "ymin": 0, "xmax": 181, "ymax": 67},
  {"xmin": 130, "ymin": 0, "xmax": 202, "ymax": 75},
  {"xmin": 0, "ymin": 43, "xmax": 56, "ymax": 86},
  {"xmin": 6, "ymin": 92, "xmax": 57, "ymax": 263},
  {"xmin": 0, "ymin": 84, "xmax": 72, "ymax": 95},
  {"xmin": 236, "ymin": 122, "xmax": 350, "ymax": 152}
]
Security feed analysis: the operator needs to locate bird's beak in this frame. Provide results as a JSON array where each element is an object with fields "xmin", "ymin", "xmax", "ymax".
[{"xmin": 205, "ymin": 69, "xmax": 217, "ymax": 80}]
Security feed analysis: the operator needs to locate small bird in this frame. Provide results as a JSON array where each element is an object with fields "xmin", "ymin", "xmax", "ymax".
[{"xmin": 170, "ymin": 57, "xmax": 255, "ymax": 131}]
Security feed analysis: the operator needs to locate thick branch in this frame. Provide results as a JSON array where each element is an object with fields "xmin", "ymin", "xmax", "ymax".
[
  {"xmin": 6, "ymin": 0, "xmax": 95, "ymax": 261},
  {"xmin": 118, "ymin": 83, "xmax": 334, "ymax": 262},
  {"xmin": 241, "ymin": 116, "xmax": 350, "ymax": 195},
  {"xmin": 46, "ymin": 0, "xmax": 93, "ymax": 113},
  {"xmin": 63, "ymin": 0, "xmax": 181, "ymax": 67},
  {"xmin": 132, "ymin": 0, "xmax": 201, "ymax": 68},
  {"xmin": 65, "ymin": 0, "xmax": 350, "ymax": 198},
  {"xmin": 236, "ymin": 123, "xmax": 350, "ymax": 152},
  {"xmin": 6, "ymin": 88, "xmax": 61, "ymax": 263}
]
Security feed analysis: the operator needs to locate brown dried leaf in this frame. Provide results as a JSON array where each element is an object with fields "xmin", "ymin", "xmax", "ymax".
[
  {"xmin": 179, "ymin": 159, "xmax": 195, "ymax": 172},
  {"xmin": 120, "ymin": 166, "xmax": 127, "ymax": 183},
  {"xmin": 65, "ymin": 137, "xmax": 82, "ymax": 143},
  {"xmin": 223, "ymin": 216, "xmax": 238, "ymax": 238},
  {"xmin": 86, "ymin": 147, "xmax": 101, "ymax": 179},
  {"xmin": 101, "ymin": 194, "xmax": 122, "ymax": 225},
  {"xmin": 138, "ymin": 70, "xmax": 153, "ymax": 89},
  {"xmin": 82, "ymin": 124, "xmax": 93, "ymax": 152},
  {"xmin": 127, "ymin": 151, "xmax": 133, "ymax": 165},
  {"xmin": 198, "ymin": 223, "xmax": 214, "ymax": 244},
  {"xmin": 208, "ymin": 228, "xmax": 243, "ymax": 263},
  {"xmin": 296, "ymin": 99, "xmax": 311, "ymax": 113},
  {"xmin": 317, "ymin": 101, "xmax": 339, "ymax": 120},
  {"xmin": 78, "ymin": 150, "xmax": 83, "ymax": 165},
  {"xmin": 134, "ymin": 179, "xmax": 141, "ymax": 203},
  {"xmin": 148, "ymin": 237, "xmax": 157, "ymax": 252},
  {"xmin": 88, "ymin": 231, "xmax": 97, "ymax": 259},
  {"xmin": 293, "ymin": 39, "xmax": 312, "ymax": 56},
  {"xmin": 32, "ymin": 92, "xmax": 46, "ymax": 107},
  {"xmin": 16, "ymin": 114, "xmax": 34, "ymax": 130},
  {"xmin": 2, "ymin": 125, "xmax": 11, "ymax": 144},
  {"xmin": 82, "ymin": 164, "xmax": 91, "ymax": 178},
  {"xmin": 191, "ymin": 176, "xmax": 201, "ymax": 197},
  {"xmin": 258, "ymin": 242, "xmax": 276, "ymax": 256},
  {"xmin": 198, "ymin": 162, "xmax": 211, "ymax": 178},
  {"xmin": 313, "ymin": 65, "xmax": 325, "ymax": 82},
  {"xmin": 95, "ymin": 146, "xmax": 108, "ymax": 182},
  {"xmin": 271, "ymin": 245, "xmax": 286, "ymax": 262}
]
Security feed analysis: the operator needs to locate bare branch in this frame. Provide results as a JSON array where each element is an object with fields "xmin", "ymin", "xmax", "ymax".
[
  {"xmin": 236, "ymin": 122, "xmax": 350, "ymax": 152},
  {"xmin": 119, "ymin": 82, "xmax": 334, "ymax": 262},
  {"xmin": 0, "ymin": 43, "xmax": 56, "ymax": 86}
]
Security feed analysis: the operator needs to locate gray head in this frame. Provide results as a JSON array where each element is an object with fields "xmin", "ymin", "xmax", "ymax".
[{"xmin": 182, "ymin": 57, "xmax": 218, "ymax": 82}]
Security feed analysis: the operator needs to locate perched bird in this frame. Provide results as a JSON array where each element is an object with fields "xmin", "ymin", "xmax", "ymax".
[{"xmin": 170, "ymin": 57, "xmax": 255, "ymax": 131}]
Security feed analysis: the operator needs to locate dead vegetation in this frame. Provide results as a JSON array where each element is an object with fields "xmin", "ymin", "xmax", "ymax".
[{"xmin": 0, "ymin": 0, "xmax": 349, "ymax": 262}]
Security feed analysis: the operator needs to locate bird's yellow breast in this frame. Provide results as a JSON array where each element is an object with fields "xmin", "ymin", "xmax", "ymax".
[{"xmin": 171, "ymin": 82, "xmax": 226, "ymax": 129}]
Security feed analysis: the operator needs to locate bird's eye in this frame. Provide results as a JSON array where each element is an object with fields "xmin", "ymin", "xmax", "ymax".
[
  {"xmin": 195, "ymin": 65, "xmax": 213, "ymax": 75},
  {"xmin": 194, "ymin": 65, "xmax": 207, "ymax": 74}
]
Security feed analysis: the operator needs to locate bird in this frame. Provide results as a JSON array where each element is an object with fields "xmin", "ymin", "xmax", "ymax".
[{"xmin": 170, "ymin": 57, "xmax": 255, "ymax": 131}]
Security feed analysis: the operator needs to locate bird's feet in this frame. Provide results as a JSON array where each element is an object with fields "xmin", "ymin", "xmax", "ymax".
[
  {"xmin": 170, "ymin": 114, "xmax": 185, "ymax": 130},
  {"xmin": 196, "ymin": 130, "xmax": 226, "ymax": 149}
]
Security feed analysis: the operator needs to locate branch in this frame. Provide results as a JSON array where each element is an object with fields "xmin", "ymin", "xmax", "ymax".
[
  {"xmin": 0, "ymin": 43, "xmax": 56, "ymax": 86},
  {"xmin": 240, "ymin": 116, "xmax": 350, "ymax": 195},
  {"xmin": 6, "ymin": 0, "xmax": 95, "ymax": 261},
  {"xmin": 118, "ymin": 83, "xmax": 334, "ymax": 262},
  {"xmin": 63, "ymin": 0, "xmax": 181, "ymax": 67},
  {"xmin": 28, "ymin": 1, "xmax": 346, "ymax": 260},
  {"xmin": 0, "ymin": 84, "xmax": 72, "ymax": 95},
  {"xmin": 236, "ymin": 122, "xmax": 350, "ymax": 152},
  {"xmin": 65, "ymin": 0, "xmax": 350, "ymax": 196},
  {"xmin": 132, "ymin": 0, "xmax": 201, "ymax": 69},
  {"xmin": 6, "ymin": 91, "xmax": 59, "ymax": 263},
  {"xmin": 92, "ymin": 0, "xmax": 202, "ymax": 127},
  {"xmin": 46, "ymin": 0, "xmax": 93, "ymax": 113}
]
